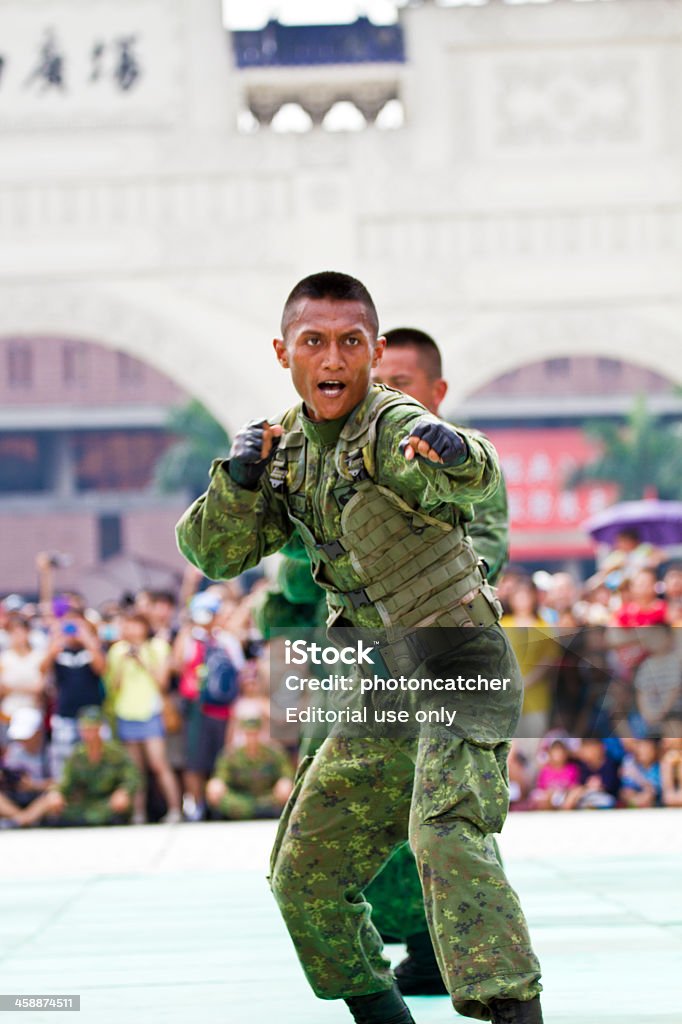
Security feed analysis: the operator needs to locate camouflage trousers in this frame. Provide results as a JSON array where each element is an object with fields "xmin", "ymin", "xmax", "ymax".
[
  {"xmin": 216, "ymin": 790, "xmax": 280, "ymax": 820},
  {"xmin": 60, "ymin": 800, "xmax": 129, "ymax": 827},
  {"xmin": 269, "ymin": 630, "xmax": 542, "ymax": 1020},
  {"xmin": 367, "ymin": 835, "xmax": 503, "ymax": 943}
]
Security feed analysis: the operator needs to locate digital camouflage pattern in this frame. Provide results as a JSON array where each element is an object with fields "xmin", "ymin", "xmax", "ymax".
[
  {"xmin": 59, "ymin": 740, "xmax": 140, "ymax": 826},
  {"xmin": 212, "ymin": 742, "xmax": 293, "ymax": 820},
  {"xmin": 269, "ymin": 728, "xmax": 541, "ymax": 1020},
  {"xmin": 176, "ymin": 388, "xmax": 500, "ymax": 633},
  {"xmin": 467, "ymin": 467, "xmax": 509, "ymax": 588},
  {"xmin": 256, "ymin": 427, "xmax": 510, "ymax": 945},
  {"xmin": 176, "ymin": 386, "xmax": 541, "ymax": 1018}
]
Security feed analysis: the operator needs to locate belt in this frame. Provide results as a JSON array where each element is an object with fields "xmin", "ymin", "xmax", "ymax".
[{"xmin": 376, "ymin": 591, "xmax": 500, "ymax": 678}]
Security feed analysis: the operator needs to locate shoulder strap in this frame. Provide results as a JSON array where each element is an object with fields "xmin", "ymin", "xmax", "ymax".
[
  {"xmin": 268, "ymin": 404, "xmax": 306, "ymax": 494},
  {"xmin": 336, "ymin": 384, "xmax": 424, "ymax": 481}
]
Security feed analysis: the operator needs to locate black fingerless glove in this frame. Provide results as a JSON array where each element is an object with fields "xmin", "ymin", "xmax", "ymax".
[
  {"xmin": 228, "ymin": 420, "xmax": 280, "ymax": 489},
  {"xmin": 399, "ymin": 416, "xmax": 468, "ymax": 466}
]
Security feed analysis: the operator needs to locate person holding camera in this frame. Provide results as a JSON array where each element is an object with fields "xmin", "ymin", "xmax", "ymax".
[
  {"xmin": 105, "ymin": 610, "xmax": 181, "ymax": 824},
  {"xmin": 41, "ymin": 611, "xmax": 106, "ymax": 780}
]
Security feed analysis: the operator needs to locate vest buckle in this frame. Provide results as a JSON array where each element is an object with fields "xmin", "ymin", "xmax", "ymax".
[
  {"xmin": 317, "ymin": 538, "xmax": 345, "ymax": 561},
  {"xmin": 345, "ymin": 587, "xmax": 371, "ymax": 610},
  {"xmin": 345, "ymin": 448, "xmax": 368, "ymax": 481}
]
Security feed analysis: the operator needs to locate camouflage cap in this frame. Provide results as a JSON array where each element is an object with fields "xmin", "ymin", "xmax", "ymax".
[{"xmin": 77, "ymin": 705, "xmax": 105, "ymax": 725}]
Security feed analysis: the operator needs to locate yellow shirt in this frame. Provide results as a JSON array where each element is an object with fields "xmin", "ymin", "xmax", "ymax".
[
  {"xmin": 106, "ymin": 638, "xmax": 170, "ymax": 722},
  {"xmin": 500, "ymin": 615, "xmax": 560, "ymax": 716}
]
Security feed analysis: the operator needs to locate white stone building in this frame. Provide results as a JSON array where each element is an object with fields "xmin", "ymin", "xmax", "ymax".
[{"xmin": 1, "ymin": 0, "xmax": 681, "ymax": 591}]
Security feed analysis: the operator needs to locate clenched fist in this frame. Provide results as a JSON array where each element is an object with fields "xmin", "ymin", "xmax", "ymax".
[
  {"xmin": 399, "ymin": 416, "xmax": 468, "ymax": 467},
  {"xmin": 228, "ymin": 420, "xmax": 284, "ymax": 488}
]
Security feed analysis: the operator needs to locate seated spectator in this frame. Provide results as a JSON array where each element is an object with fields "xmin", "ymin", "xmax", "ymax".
[
  {"xmin": 41, "ymin": 612, "xmax": 106, "ymax": 780},
  {"xmin": 531, "ymin": 739, "xmax": 581, "ymax": 810},
  {"xmin": 205, "ymin": 718, "xmax": 293, "ymax": 820},
  {"xmin": 0, "ymin": 752, "xmax": 25, "ymax": 828},
  {"xmin": 660, "ymin": 738, "xmax": 682, "ymax": 808},
  {"xmin": 564, "ymin": 738, "xmax": 620, "ymax": 809},
  {"xmin": 619, "ymin": 738, "xmax": 662, "ymax": 809},
  {"xmin": 633, "ymin": 624, "xmax": 682, "ymax": 738},
  {"xmin": 507, "ymin": 740, "xmax": 534, "ymax": 808},
  {"xmin": 106, "ymin": 611, "xmax": 181, "ymax": 824},
  {"xmin": 0, "ymin": 615, "xmax": 45, "ymax": 746},
  {"xmin": 3, "ymin": 707, "xmax": 52, "ymax": 804},
  {"xmin": 18, "ymin": 706, "xmax": 141, "ymax": 828}
]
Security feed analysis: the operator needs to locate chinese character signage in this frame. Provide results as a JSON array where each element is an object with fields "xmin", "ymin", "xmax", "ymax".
[
  {"xmin": 0, "ymin": 1, "xmax": 182, "ymax": 128},
  {"xmin": 484, "ymin": 427, "xmax": 618, "ymax": 559}
]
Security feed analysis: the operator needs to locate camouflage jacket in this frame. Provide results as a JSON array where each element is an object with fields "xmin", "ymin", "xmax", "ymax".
[
  {"xmin": 176, "ymin": 386, "xmax": 500, "ymax": 630},
  {"xmin": 60, "ymin": 741, "xmax": 141, "ymax": 804},
  {"xmin": 214, "ymin": 743, "xmax": 292, "ymax": 797}
]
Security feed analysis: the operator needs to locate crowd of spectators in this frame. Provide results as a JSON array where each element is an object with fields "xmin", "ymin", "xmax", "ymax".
[
  {"xmin": 0, "ymin": 569, "xmax": 293, "ymax": 829},
  {"xmin": 1, "ymin": 535, "xmax": 681, "ymax": 829}
]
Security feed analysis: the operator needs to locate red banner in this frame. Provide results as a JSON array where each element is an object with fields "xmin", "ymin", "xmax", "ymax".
[{"xmin": 483, "ymin": 427, "xmax": 618, "ymax": 559}]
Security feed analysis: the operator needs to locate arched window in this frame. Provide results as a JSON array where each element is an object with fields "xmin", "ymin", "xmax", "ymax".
[
  {"xmin": 323, "ymin": 101, "xmax": 366, "ymax": 132},
  {"xmin": 271, "ymin": 103, "xmax": 313, "ymax": 133}
]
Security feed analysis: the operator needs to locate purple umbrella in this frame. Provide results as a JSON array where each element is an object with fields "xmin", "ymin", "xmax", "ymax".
[{"xmin": 582, "ymin": 500, "xmax": 682, "ymax": 547}]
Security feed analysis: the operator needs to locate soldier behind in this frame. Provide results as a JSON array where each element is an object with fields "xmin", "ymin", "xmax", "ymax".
[
  {"xmin": 176, "ymin": 272, "xmax": 543, "ymax": 1024},
  {"xmin": 365, "ymin": 326, "xmax": 510, "ymax": 995},
  {"xmin": 375, "ymin": 328, "xmax": 509, "ymax": 584},
  {"xmin": 206, "ymin": 715, "xmax": 293, "ymax": 820}
]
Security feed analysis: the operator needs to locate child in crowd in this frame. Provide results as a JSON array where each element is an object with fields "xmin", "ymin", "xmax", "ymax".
[
  {"xmin": 531, "ymin": 739, "xmax": 581, "ymax": 810},
  {"xmin": 619, "ymin": 738, "xmax": 662, "ymax": 808},
  {"xmin": 564, "ymin": 738, "xmax": 620, "ymax": 809}
]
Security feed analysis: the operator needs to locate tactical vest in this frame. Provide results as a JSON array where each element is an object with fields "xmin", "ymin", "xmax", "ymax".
[{"xmin": 268, "ymin": 386, "xmax": 501, "ymax": 640}]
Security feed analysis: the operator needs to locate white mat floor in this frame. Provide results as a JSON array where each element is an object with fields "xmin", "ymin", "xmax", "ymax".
[{"xmin": 1, "ymin": 810, "xmax": 681, "ymax": 1024}]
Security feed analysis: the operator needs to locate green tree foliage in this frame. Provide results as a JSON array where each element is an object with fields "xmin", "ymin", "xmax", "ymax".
[
  {"xmin": 154, "ymin": 399, "xmax": 229, "ymax": 498},
  {"xmin": 570, "ymin": 396, "xmax": 682, "ymax": 501}
]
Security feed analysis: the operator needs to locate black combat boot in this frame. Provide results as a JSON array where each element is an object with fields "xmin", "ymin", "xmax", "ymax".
[
  {"xmin": 393, "ymin": 931, "xmax": 447, "ymax": 996},
  {"xmin": 489, "ymin": 996, "xmax": 543, "ymax": 1024},
  {"xmin": 345, "ymin": 982, "xmax": 416, "ymax": 1023}
]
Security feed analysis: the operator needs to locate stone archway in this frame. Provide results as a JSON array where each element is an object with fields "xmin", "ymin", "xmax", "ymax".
[
  {"xmin": 431, "ymin": 306, "xmax": 682, "ymax": 405},
  {"xmin": 0, "ymin": 282, "xmax": 298, "ymax": 431}
]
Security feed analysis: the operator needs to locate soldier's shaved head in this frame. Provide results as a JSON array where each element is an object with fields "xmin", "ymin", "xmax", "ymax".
[{"xmin": 281, "ymin": 271, "xmax": 379, "ymax": 340}]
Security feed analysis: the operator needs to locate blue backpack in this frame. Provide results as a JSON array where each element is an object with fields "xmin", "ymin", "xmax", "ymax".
[{"xmin": 200, "ymin": 640, "xmax": 239, "ymax": 708}]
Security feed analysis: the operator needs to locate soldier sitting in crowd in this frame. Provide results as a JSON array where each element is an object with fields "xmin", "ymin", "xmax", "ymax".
[
  {"xmin": 14, "ymin": 705, "xmax": 140, "ymax": 827},
  {"xmin": 206, "ymin": 715, "xmax": 293, "ymax": 820}
]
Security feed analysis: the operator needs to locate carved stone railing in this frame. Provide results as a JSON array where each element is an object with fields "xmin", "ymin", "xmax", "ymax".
[{"xmin": 231, "ymin": 18, "xmax": 405, "ymax": 128}]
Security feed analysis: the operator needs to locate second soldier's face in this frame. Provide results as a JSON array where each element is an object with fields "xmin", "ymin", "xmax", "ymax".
[
  {"xmin": 274, "ymin": 298, "xmax": 385, "ymax": 422},
  {"xmin": 372, "ymin": 347, "xmax": 445, "ymax": 415}
]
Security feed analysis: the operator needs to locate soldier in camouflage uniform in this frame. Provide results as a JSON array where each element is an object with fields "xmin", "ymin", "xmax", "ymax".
[
  {"xmin": 256, "ymin": 327, "xmax": 511, "ymax": 997},
  {"xmin": 206, "ymin": 719, "xmax": 293, "ymax": 820},
  {"xmin": 368, "ymin": 328, "xmax": 510, "ymax": 994},
  {"xmin": 177, "ymin": 272, "xmax": 543, "ymax": 1024},
  {"xmin": 57, "ymin": 706, "xmax": 140, "ymax": 826}
]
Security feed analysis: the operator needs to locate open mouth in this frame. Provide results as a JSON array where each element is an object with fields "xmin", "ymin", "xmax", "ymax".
[{"xmin": 317, "ymin": 380, "xmax": 346, "ymax": 397}]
